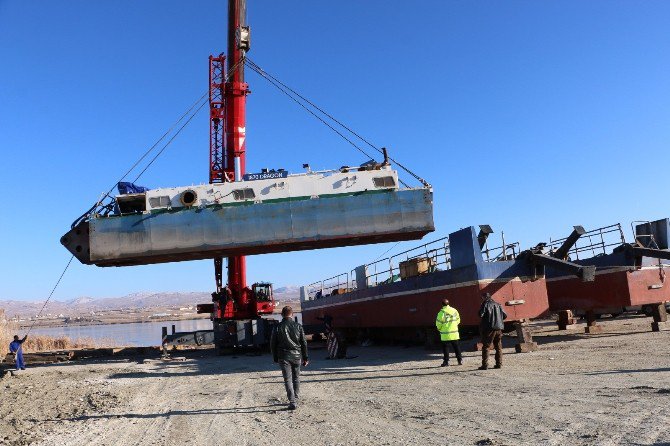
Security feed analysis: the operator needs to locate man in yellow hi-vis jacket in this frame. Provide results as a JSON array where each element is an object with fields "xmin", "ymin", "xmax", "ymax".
[{"xmin": 435, "ymin": 298, "xmax": 462, "ymax": 367}]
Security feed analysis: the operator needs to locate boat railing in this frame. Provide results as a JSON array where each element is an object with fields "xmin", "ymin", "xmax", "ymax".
[
  {"xmin": 360, "ymin": 237, "xmax": 450, "ymax": 287},
  {"xmin": 482, "ymin": 241, "xmax": 521, "ymax": 262},
  {"xmin": 305, "ymin": 272, "xmax": 353, "ymax": 301},
  {"xmin": 286, "ymin": 163, "xmax": 392, "ymax": 179},
  {"xmin": 304, "ymin": 236, "xmax": 450, "ymax": 301},
  {"xmin": 545, "ymin": 223, "xmax": 626, "ymax": 260}
]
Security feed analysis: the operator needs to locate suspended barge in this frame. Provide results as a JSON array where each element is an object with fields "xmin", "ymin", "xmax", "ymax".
[
  {"xmin": 61, "ymin": 163, "xmax": 434, "ymax": 267},
  {"xmin": 300, "ymin": 225, "xmax": 583, "ymax": 344},
  {"xmin": 543, "ymin": 218, "xmax": 670, "ymax": 331}
]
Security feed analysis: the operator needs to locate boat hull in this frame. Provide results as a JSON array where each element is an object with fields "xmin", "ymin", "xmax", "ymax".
[
  {"xmin": 62, "ymin": 188, "xmax": 434, "ymax": 267},
  {"xmin": 547, "ymin": 262, "xmax": 670, "ymax": 311},
  {"xmin": 302, "ymin": 226, "xmax": 550, "ymax": 337},
  {"xmin": 545, "ymin": 219, "xmax": 670, "ymax": 312},
  {"xmin": 302, "ymin": 271, "xmax": 549, "ymax": 331}
]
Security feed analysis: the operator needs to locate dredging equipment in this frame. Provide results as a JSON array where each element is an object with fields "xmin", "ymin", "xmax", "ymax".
[{"xmin": 544, "ymin": 218, "xmax": 670, "ymax": 332}]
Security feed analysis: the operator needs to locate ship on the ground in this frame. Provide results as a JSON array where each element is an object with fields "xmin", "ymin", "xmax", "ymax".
[
  {"xmin": 542, "ymin": 218, "xmax": 670, "ymax": 331},
  {"xmin": 301, "ymin": 225, "xmax": 562, "ymax": 344}
]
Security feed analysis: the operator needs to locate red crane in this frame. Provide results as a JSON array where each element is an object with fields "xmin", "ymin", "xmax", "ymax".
[{"xmin": 207, "ymin": 0, "xmax": 275, "ymax": 321}]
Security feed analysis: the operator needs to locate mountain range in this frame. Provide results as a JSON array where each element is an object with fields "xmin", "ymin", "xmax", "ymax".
[{"xmin": 0, "ymin": 286, "xmax": 301, "ymax": 318}]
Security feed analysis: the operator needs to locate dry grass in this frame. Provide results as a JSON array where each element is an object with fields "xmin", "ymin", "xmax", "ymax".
[
  {"xmin": 1, "ymin": 319, "xmax": 109, "ymax": 354},
  {"xmin": 0, "ymin": 319, "xmax": 13, "ymax": 355},
  {"xmin": 21, "ymin": 335, "xmax": 102, "ymax": 352}
]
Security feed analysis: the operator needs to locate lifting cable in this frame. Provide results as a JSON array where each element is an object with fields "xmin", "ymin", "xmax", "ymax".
[
  {"xmin": 73, "ymin": 58, "xmax": 246, "ymax": 227},
  {"xmin": 24, "ymin": 255, "xmax": 75, "ymax": 337},
  {"xmin": 369, "ymin": 241, "xmax": 401, "ymax": 264},
  {"xmin": 131, "ymin": 99, "xmax": 209, "ymax": 183},
  {"xmin": 127, "ymin": 56, "xmax": 246, "ymax": 185},
  {"xmin": 100, "ymin": 92, "xmax": 208, "ymax": 204},
  {"xmin": 244, "ymin": 57, "xmax": 430, "ymax": 188},
  {"xmin": 244, "ymin": 59, "xmax": 377, "ymax": 162}
]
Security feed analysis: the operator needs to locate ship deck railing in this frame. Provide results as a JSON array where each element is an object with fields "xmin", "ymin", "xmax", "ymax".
[
  {"xmin": 545, "ymin": 223, "xmax": 626, "ymax": 260},
  {"xmin": 360, "ymin": 236, "xmax": 451, "ymax": 289},
  {"xmin": 482, "ymin": 241, "xmax": 521, "ymax": 262},
  {"xmin": 304, "ymin": 234, "xmax": 524, "ymax": 301},
  {"xmin": 305, "ymin": 236, "xmax": 450, "ymax": 301}
]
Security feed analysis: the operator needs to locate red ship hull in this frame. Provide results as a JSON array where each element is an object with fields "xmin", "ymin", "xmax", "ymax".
[{"xmin": 547, "ymin": 266, "xmax": 670, "ymax": 312}]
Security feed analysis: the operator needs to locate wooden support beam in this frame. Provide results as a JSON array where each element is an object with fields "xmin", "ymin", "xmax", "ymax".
[
  {"xmin": 557, "ymin": 310, "xmax": 576, "ymax": 330},
  {"xmin": 651, "ymin": 303, "xmax": 668, "ymax": 332},
  {"xmin": 584, "ymin": 311, "xmax": 603, "ymax": 334},
  {"xmin": 514, "ymin": 321, "xmax": 538, "ymax": 353}
]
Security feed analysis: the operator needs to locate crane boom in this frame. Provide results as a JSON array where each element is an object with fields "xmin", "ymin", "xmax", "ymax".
[{"xmin": 209, "ymin": 0, "xmax": 262, "ymax": 321}]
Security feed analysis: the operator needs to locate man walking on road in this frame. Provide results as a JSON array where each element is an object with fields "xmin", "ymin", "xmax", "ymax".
[
  {"xmin": 478, "ymin": 292, "xmax": 507, "ymax": 370},
  {"xmin": 435, "ymin": 299, "xmax": 462, "ymax": 367},
  {"xmin": 9, "ymin": 335, "xmax": 28, "ymax": 371},
  {"xmin": 271, "ymin": 306, "xmax": 309, "ymax": 410}
]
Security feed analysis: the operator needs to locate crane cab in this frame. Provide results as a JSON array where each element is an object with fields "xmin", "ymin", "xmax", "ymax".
[{"xmin": 252, "ymin": 282, "xmax": 275, "ymax": 314}]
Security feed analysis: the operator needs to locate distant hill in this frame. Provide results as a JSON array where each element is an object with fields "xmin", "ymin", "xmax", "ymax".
[
  {"xmin": 0, "ymin": 285, "xmax": 301, "ymax": 318},
  {"xmin": 274, "ymin": 285, "xmax": 300, "ymax": 300}
]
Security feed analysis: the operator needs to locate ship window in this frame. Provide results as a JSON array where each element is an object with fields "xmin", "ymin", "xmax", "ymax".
[
  {"xmin": 149, "ymin": 196, "xmax": 171, "ymax": 209},
  {"xmin": 232, "ymin": 188, "xmax": 256, "ymax": 200},
  {"xmin": 373, "ymin": 176, "xmax": 396, "ymax": 188}
]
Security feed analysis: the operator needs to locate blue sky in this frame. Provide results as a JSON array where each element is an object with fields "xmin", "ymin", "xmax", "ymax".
[{"xmin": 1, "ymin": 1, "xmax": 669, "ymax": 301}]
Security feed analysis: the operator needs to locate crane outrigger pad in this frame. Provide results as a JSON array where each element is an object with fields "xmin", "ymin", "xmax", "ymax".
[{"xmin": 62, "ymin": 166, "xmax": 434, "ymax": 267}]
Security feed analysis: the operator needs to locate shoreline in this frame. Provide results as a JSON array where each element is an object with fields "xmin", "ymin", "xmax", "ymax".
[{"xmin": 18, "ymin": 315, "xmax": 212, "ymax": 330}]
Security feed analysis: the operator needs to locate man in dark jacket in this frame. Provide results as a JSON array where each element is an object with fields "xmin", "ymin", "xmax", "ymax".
[
  {"xmin": 478, "ymin": 292, "xmax": 507, "ymax": 370},
  {"xmin": 271, "ymin": 306, "xmax": 309, "ymax": 410}
]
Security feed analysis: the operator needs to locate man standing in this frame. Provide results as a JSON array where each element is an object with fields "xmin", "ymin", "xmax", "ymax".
[
  {"xmin": 478, "ymin": 292, "xmax": 507, "ymax": 370},
  {"xmin": 435, "ymin": 298, "xmax": 462, "ymax": 366},
  {"xmin": 271, "ymin": 306, "xmax": 309, "ymax": 410},
  {"xmin": 9, "ymin": 335, "xmax": 27, "ymax": 371}
]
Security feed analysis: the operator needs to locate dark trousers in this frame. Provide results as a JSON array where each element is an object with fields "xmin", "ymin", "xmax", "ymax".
[
  {"xmin": 441, "ymin": 340, "xmax": 462, "ymax": 363},
  {"xmin": 481, "ymin": 329, "xmax": 503, "ymax": 367},
  {"xmin": 279, "ymin": 359, "xmax": 301, "ymax": 404}
]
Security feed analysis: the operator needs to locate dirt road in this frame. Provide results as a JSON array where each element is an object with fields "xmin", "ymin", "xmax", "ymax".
[{"xmin": 1, "ymin": 316, "xmax": 669, "ymax": 446}]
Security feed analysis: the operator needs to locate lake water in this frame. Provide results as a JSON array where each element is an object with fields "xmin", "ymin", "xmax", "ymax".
[
  {"xmin": 29, "ymin": 313, "xmax": 299, "ymax": 347},
  {"xmin": 30, "ymin": 319, "xmax": 214, "ymax": 347}
]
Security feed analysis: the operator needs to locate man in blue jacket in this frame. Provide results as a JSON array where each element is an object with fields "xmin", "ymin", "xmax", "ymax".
[
  {"xmin": 478, "ymin": 293, "xmax": 507, "ymax": 370},
  {"xmin": 9, "ymin": 335, "xmax": 28, "ymax": 371}
]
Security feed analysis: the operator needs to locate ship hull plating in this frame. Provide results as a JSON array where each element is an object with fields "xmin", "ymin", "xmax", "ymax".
[
  {"xmin": 302, "ymin": 273, "xmax": 549, "ymax": 331},
  {"xmin": 547, "ymin": 264, "xmax": 670, "ymax": 311},
  {"xmin": 545, "ymin": 218, "xmax": 670, "ymax": 312},
  {"xmin": 63, "ymin": 188, "xmax": 434, "ymax": 267},
  {"xmin": 302, "ymin": 226, "xmax": 550, "ymax": 339}
]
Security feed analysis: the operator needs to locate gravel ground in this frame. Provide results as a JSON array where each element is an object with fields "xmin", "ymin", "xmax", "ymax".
[{"xmin": 1, "ymin": 316, "xmax": 669, "ymax": 446}]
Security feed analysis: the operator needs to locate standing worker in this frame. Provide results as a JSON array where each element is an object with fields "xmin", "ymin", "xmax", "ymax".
[
  {"xmin": 478, "ymin": 292, "xmax": 507, "ymax": 370},
  {"xmin": 9, "ymin": 335, "xmax": 28, "ymax": 371},
  {"xmin": 435, "ymin": 298, "xmax": 462, "ymax": 366},
  {"xmin": 271, "ymin": 306, "xmax": 309, "ymax": 410}
]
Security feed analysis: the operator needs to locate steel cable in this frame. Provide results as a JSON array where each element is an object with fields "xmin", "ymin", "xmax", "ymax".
[
  {"xmin": 131, "ymin": 98, "xmax": 209, "ymax": 183},
  {"xmin": 133, "ymin": 57, "xmax": 247, "ymax": 182},
  {"xmin": 244, "ymin": 60, "xmax": 378, "ymax": 162},
  {"xmin": 244, "ymin": 58, "xmax": 430, "ymax": 187},
  {"xmin": 25, "ymin": 255, "xmax": 75, "ymax": 337},
  {"xmin": 73, "ymin": 58, "xmax": 246, "ymax": 227},
  {"xmin": 99, "ymin": 91, "xmax": 208, "ymax": 203}
]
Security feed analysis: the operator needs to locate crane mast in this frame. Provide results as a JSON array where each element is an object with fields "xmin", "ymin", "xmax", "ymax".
[{"xmin": 209, "ymin": 0, "xmax": 255, "ymax": 320}]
